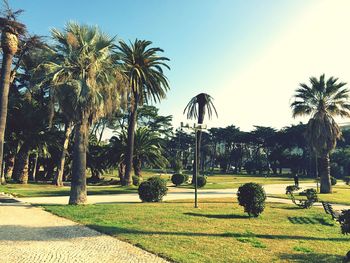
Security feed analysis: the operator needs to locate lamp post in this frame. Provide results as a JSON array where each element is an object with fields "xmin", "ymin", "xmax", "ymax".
[{"xmin": 181, "ymin": 122, "xmax": 207, "ymax": 208}]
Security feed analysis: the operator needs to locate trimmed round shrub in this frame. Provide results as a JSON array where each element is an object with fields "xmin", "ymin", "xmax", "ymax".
[
  {"xmin": 138, "ymin": 177, "xmax": 168, "ymax": 202},
  {"xmin": 197, "ymin": 176, "xmax": 207, "ymax": 188},
  {"xmin": 237, "ymin": 183, "xmax": 266, "ymax": 217},
  {"xmin": 171, "ymin": 173, "xmax": 185, "ymax": 186},
  {"xmin": 344, "ymin": 176, "xmax": 350, "ymax": 185},
  {"xmin": 132, "ymin": 175, "xmax": 142, "ymax": 186},
  {"xmin": 330, "ymin": 176, "xmax": 337, "ymax": 186}
]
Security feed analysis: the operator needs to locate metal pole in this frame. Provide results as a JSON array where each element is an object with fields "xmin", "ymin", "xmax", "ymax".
[
  {"xmin": 315, "ymin": 154, "xmax": 319, "ymax": 193},
  {"xmin": 195, "ymin": 128, "xmax": 198, "ymax": 208}
]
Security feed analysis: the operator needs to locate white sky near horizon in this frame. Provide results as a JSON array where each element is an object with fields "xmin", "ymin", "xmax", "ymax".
[{"xmin": 168, "ymin": 0, "xmax": 350, "ymax": 133}]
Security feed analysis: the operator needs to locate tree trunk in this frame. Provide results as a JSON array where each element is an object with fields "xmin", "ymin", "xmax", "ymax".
[
  {"xmin": 133, "ymin": 158, "xmax": 142, "ymax": 177},
  {"xmin": 192, "ymin": 102, "xmax": 205, "ymax": 184},
  {"xmin": 124, "ymin": 96, "xmax": 138, "ymax": 186},
  {"xmin": 0, "ymin": 52, "xmax": 14, "ymax": 185},
  {"xmin": 69, "ymin": 118, "xmax": 88, "ymax": 205},
  {"xmin": 12, "ymin": 143, "xmax": 30, "ymax": 184},
  {"xmin": 4, "ymin": 154, "xmax": 14, "ymax": 179},
  {"xmin": 118, "ymin": 162, "xmax": 125, "ymax": 183},
  {"xmin": 319, "ymin": 152, "xmax": 332, "ymax": 194},
  {"xmin": 53, "ymin": 122, "xmax": 72, "ymax": 187},
  {"xmin": 29, "ymin": 152, "xmax": 38, "ymax": 181}
]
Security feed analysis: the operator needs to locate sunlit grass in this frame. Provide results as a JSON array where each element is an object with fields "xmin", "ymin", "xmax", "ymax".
[
  {"xmin": 43, "ymin": 198, "xmax": 349, "ymax": 263},
  {"xmin": 268, "ymin": 185, "xmax": 350, "ymax": 205},
  {"xmin": 0, "ymin": 182, "xmax": 136, "ymax": 197}
]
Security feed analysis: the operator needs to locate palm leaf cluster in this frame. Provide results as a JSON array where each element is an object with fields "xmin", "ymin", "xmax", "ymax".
[
  {"xmin": 184, "ymin": 93, "xmax": 218, "ymax": 121},
  {"xmin": 40, "ymin": 22, "xmax": 121, "ymax": 123},
  {"xmin": 291, "ymin": 74, "xmax": 350, "ymax": 118},
  {"xmin": 117, "ymin": 39, "xmax": 170, "ymax": 105}
]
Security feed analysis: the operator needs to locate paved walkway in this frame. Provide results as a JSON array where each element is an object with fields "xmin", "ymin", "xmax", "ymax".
[
  {"xmin": 0, "ymin": 195, "xmax": 168, "ymax": 263},
  {"xmin": 16, "ymin": 182, "xmax": 350, "ymax": 211}
]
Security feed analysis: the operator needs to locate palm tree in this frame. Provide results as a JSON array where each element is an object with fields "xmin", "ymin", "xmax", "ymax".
[
  {"xmin": 131, "ymin": 127, "xmax": 168, "ymax": 176},
  {"xmin": 0, "ymin": 1, "xmax": 25, "ymax": 184},
  {"xmin": 291, "ymin": 74, "xmax": 350, "ymax": 193},
  {"xmin": 117, "ymin": 39, "xmax": 170, "ymax": 185},
  {"xmin": 40, "ymin": 22, "xmax": 122, "ymax": 204},
  {"xmin": 184, "ymin": 93, "xmax": 217, "ymax": 183}
]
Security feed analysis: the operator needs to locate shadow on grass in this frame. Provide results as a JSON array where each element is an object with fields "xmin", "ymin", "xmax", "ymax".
[
  {"xmin": 279, "ymin": 252, "xmax": 345, "ymax": 263},
  {"xmin": 184, "ymin": 212, "xmax": 249, "ymax": 219},
  {"xmin": 86, "ymin": 225, "xmax": 350, "ymax": 242},
  {"xmin": 288, "ymin": 216, "xmax": 334, "ymax": 226}
]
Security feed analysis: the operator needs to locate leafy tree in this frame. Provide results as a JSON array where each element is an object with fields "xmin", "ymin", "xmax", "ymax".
[
  {"xmin": 291, "ymin": 74, "xmax": 350, "ymax": 193},
  {"xmin": 40, "ymin": 23, "xmax": 123, "ymax": 204},
  {"xmin": 117, "ymin": 39, "xmax": 170, "ymax": 185}
]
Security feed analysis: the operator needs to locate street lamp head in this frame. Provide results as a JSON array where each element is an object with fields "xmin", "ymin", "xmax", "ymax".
[{"xmin": 194, "ymin": 123, "xmax": 207, "ymax": 130}]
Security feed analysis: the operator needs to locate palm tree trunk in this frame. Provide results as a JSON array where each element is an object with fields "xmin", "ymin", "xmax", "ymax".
[
  {"xmin": 31, "ymin": 152, "xmax": 38, "ymax": 181},
  {"xmin": 118, "ymin": 162, "xmax": 125, "ymax": 183},
  {"xmin": 53, "ymin": 122, "xmax": 72, "ymax": 187},
  {"xmin": 124, "ymin": 96, "xmax": 138, "ymax": 186},
  {"xmin": 319, "ymin": 152, "xmax": 332, "ymax": 193},
  {"xmin": 12, "ymin": 142, "xmax": 30, "ymax": 183},
  {"xmin": 192, "ymin": 103, "xmax": 205, "ymax": 184},
  {"xmin": 69, "ymin": 118, "xmax": 88, "ymax": 205},
  {"xmin": 133, "ymin": 158, "xmax": 142, "ymax": 177},
  {"xmin": 0, "ymin": 52, "xmax": 14, "ymax": 185},
  {"xmin": 4, "ymin": 154, "xmax": 15, "ymax": 179}
]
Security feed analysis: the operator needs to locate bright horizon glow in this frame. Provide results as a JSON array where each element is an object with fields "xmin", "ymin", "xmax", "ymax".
[{"xmin": 9, "ymin": 0, "xmax": 350, "ymax": 136}]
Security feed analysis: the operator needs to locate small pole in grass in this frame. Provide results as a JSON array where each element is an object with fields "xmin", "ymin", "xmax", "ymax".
[{"xmin": 181, "ymin": 122, "xmax": 207, "ymax": 208}]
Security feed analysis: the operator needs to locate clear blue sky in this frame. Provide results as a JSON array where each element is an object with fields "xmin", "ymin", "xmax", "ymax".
[{"xmin": 12, "ymin": 0, "xmax": 346, "ymax": 131}]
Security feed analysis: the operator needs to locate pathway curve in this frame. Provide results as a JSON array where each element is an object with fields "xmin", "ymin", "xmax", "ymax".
[
  {"xmin": 16, "ymin": 182, "xmax": 350, "ymax": 211},
  {"xmin": 0, "ymin": 195, "xmax": 168, "ymax": 263}
]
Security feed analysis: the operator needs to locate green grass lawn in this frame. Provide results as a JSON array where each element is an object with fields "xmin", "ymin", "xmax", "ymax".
[
  {"xmin": 43, "ymin": 198, "xmax": 349, "ymax": 263},
  {"xmin": 0, "ymin": 183, "xmax": 136, "ymax": 197},
  {"xmin": 268, "ymin": 185, "xmax": 350, "ymax": 206},
  {"xmin": 180, "ymin": 174, "xmax": 314, "ymax": 189}
]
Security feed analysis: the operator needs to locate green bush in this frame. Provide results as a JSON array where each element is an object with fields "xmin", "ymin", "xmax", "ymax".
[
  {"xmin": 132, "ymin": 175, "xmax": 142, "ymax": 186},
  {"xmin": 344, "ymin": 176, "xmax": 350, "ymax": 185},
  {"xmin": 171, "ymin": 173, "xmax": 185, "ymax": 186},
  {"xmin": 288, "ymin": 188, "xmax": 318, "ymax": 209},
  {"xmin": 197, "ymin": 176, "xmax": 207, "ymax": 188},
  {"xmin": 330, "ymin": 176, "xmax": 337, "ymax": 186},
  {"xmin": 339, "ymin": 209, "xmax": 350, "ymax": 235},
  {"xmin": 138, "ymin": 177, "xmax": 168, "ymax": 202},
  {"xmin": 285, "ymin": 185, "xmax": 300, "ymax": 194},
  {"xmin": 237, "ymin": 183, "xmax": 266, "ymax": 217}
]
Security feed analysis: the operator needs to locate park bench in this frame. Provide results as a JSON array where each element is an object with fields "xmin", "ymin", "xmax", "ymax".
[{"xmin": 321, "ymin": 201, "xmax": 341, "ymax": 220}]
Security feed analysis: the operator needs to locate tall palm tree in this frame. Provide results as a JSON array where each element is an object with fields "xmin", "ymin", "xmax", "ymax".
[
  {"xmin": 0, "ymin": 1, "xmax": 25, "ymax": 184},
  {"xmin": 291, "ymin": 74, "xmax": 350, "ymax": 193},
  {"xmin": 40, "ymin": 22, "xmax": 122, "ymax": 204},
  {"xmin": 117, "ymin": 39, "xmax": 170, "ymax": 185},
  {"xmin": 184, "ymin": 93, "xmax": 217, "ymax": 183}
]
